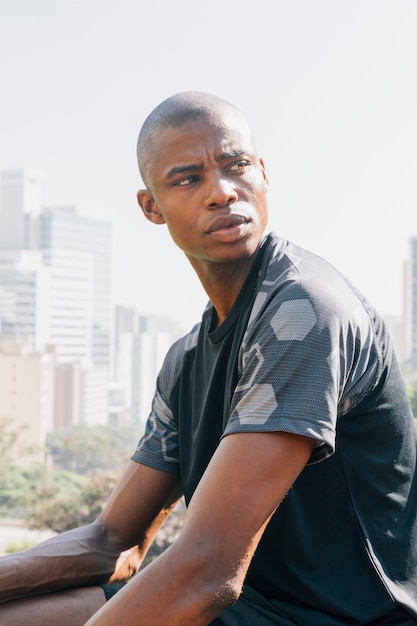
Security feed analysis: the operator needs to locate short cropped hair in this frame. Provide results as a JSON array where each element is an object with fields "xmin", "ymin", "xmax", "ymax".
[{"xmin": 136, "ymin": 91, "xmax": 243, "ymax": 188}]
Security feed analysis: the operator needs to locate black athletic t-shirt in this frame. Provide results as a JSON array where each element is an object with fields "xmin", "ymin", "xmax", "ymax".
[{"xmin": 132, "ymin": 233, "xmax": 417, "ymax": 623}]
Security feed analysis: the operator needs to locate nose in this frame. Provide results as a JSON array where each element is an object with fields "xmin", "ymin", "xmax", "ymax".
[{"xmin": 205, "ymin": 171, "xmax": 238, "ymax": 209}]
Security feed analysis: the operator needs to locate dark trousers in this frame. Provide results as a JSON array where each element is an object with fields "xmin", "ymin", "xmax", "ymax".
[
  {"xmin": 211, "ymin": 585, "xmax": 417, "ymax": 625},
  {"xmin": 103, "ymin": 580, "xmax": 416, "ymax": 625}
]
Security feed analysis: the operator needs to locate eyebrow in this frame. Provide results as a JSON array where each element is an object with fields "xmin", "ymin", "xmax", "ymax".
[
  {"xmin": 166, "ymin": 163, "xmax": 203, "ymax": 179},
  {"xmin": 165, "ymin": 151, "xmax": 247, "ymax": 180},
  {"xmin": 218, "ymin": 150, "xmax": 246, "ymax": 161}
]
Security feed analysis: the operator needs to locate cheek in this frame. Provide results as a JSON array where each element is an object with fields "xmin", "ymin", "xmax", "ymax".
[
  {"xmin": 246, "ymin": 185, "xmax": 268, "ymax": 209},
  {"xmin": 164, "ymin": 216, "xmax": 195, "ymax": 249},
  {"xmin": 245, "ymin": 171, "xmax": 268, "ymax": 198}
]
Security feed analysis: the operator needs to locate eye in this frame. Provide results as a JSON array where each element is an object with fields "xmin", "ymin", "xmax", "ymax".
[
  {"xmin": 228, "ymin": 160, "xmax": 250, "ymax": 173},
  {"xmin": 173, "ymin": 175, "xmax": 200, "ymax": 187}
]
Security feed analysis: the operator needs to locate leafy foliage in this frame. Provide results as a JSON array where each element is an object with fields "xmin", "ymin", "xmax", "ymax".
[
  {"xmin": 0, "ymin": 417, "xmax": 19, "ymax": 461},
  {"xmin": 4, "ymin": 539, "xmax": 37, "ymax": 554},
  {"xmin": 0, "ymin": 418, "xmax": 186, "ymax": 565},
  {"xmin": 28, "ymin": 469, "xmax": 119, "ymax": 533},
  {"xmin": 0, "ymin": 464, "xmax": 38, "ymax": 519},
  {"xmin": 46, "ymin": 424, "xmax": 139, "ymax": 474},
  {"xmin": 0, "ymin": 417, "xmax": 45, "ymax": 518}
]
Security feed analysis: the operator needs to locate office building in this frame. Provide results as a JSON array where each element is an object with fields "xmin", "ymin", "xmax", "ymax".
[
  {"xmin": 0, "ymin": 336, "xmax": 55, "ymax": 465},
  {"xmin": 54, "ymin": 361, "xmax": 81, "ymax": 430},
  {"xmin": 0, "ymin": 169, "xmax": 43, "ymax": 250},
  {"xmin": 0, "ymin": 250, "xmax": 51, "ymax": 352},
  {"xmin": 37, "ymin": 206, "xmax": 113, "ymax": 369},
  {"xmin": 132, "ymin": 325, "xmax": 172, "ymax": 432},
  {"xmin": 112, "ymin": 307, "xmax": 182, "ymax": 430},
  {"xmin": 42, "ymin": 248, "xmax": 93, "ymax": 365}
]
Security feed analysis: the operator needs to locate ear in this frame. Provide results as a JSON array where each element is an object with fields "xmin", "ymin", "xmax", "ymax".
[
  {"xmin": 137, "ymin": 189, "xmax": 166, "ymax": 225},
  {"xmin": 259, "ymin": 158, "xmax": 269, "ymax": 191}
]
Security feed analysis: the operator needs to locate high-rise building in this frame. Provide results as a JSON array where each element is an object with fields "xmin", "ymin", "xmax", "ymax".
[
  {"xmin": 132, "ymin": 323, "xmax": 172, "ymax": 432},
  {"xmin": 0, "ymin": 250, "xmax": 51, "ymax": 352},
  {"xmin": 42, "ymin": 248, "xmax": 93, "ymax": 365},
  {"xmin": 79, "ymin": 365, "xmax": 109, "ymax": 426},
  {"xmin": 54, "ymin": 361, "xmax": 81, "ymax": 430},
  {"xmin": 0, "ymin": 335, "xmax": 55, "ymax": 465},
  {"xmin": 37, "ymin": 206, "xmax": 112, "ymax": 369},
  {"xmin": 0, "ymin": 169, "xmax": 43, "ymax": 250},
  {"xmin": 113, "ymin": 307, "xmax": 181, "ymax": 431}
]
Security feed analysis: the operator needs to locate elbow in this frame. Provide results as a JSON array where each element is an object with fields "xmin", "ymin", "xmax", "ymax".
[
  {"xmin": 91, "ymin": 519, "xmax": 130, "ymax": 555},
  {"xmin": 191, "ymin": 567, "xmax": 244, "ymax": 621},
  {"xmin": 180, "ymin": 567, "xmax": 243, "ymax": 620},
  {"xmin": 166, "ymin": 542, "xmax": 245, "ymax": 619},
  {"xmin": 86, "ymin": 521, "xmax": 129, "ymax": 579},
  {"xmin": 207, "ymin": 574, "xmax": 243, "ymax": 613}
]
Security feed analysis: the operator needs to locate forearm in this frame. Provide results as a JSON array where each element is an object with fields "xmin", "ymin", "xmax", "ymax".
[
  {"xmin": 0, "ymin": 523, "xmax": 123, "ymax": 604},
  {"xmin": 85, "ymin": 541, "xmax": 238, "ymax": 626},
  {"xmin": 86, "ymin": 432, "xmax": 314, "ymax": 624}
]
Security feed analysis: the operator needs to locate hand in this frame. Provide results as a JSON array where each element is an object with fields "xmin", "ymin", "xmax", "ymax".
[{"xmin": 108, "ymin": 546, "xmax": 141, "ymax": 582}]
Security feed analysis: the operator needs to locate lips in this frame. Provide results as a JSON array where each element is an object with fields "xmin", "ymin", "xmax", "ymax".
[{"xmin": 207, "ymin": 213, "xmax": 249, "ymax": 234}]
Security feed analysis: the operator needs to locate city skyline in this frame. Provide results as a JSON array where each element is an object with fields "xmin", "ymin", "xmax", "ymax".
[
  {"xmin": 0, "ymin": 166, "xmax": 186, "ymax": 435},
  {"xmin": 0, "ymin": 1, "xmax": 416, "ymax": 331}
]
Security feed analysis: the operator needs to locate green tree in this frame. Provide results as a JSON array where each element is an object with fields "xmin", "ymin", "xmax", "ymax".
[
  {"xmin": 28, "ymin": 469, "xmax": 118, "ymax": 533},
  {"xmin": 1, "ymin": 418, "xmax": 185, "ymax": 565},
  {"xmin": 0, "ymin": 417, "xmax": 19, "ymax": 460},
  {"xmin": 46, "ymin": 424, "xmax": 139, "ymax": 474},
  {"xmin": 0, "ymin": 464, "xmax": 35, "ymax": 518},
  {"xmin": 0, "ymin": 417, "xmax": 43, "ymax": 518}
]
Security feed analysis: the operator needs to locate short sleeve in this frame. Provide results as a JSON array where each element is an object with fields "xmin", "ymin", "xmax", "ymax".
[
  {"xmin": 223, "ymin": 290, "xmax": 341, "ymax": 462},
  {"xmin": 131, "ymin": 327, "xmax": 200, "ymax": 474},
  {"xmin": 131, "ymin": 384, "xmax": 180, "ymax": 474}
]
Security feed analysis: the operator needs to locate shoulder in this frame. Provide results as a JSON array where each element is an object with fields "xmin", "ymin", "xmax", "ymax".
[
  {"xmin": 243, "ymin": 234, "xmax": 387, "ymax": 411},
  {"xmin": 252, "ymin": 234, "xmax": 373, "ymax": 331}
]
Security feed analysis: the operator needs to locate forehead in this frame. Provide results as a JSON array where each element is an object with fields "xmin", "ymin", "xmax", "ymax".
[{"xmin": 148, "ymin": 113, "xmax": 256, "ymax": 176}]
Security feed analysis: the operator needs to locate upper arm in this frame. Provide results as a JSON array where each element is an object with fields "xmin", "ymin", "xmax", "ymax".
[{"xmin": 97, "ymin": 460, "xmax": 182, "ymax": 550}]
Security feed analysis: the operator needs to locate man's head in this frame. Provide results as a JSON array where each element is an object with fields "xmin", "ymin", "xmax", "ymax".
[
  {"xmin": 136, "ymin": 92, "xmax": 269, "ymax": 272},
  {"xmin": 137, "ymin": 92, "xmax": 255, "ymax": 190}
]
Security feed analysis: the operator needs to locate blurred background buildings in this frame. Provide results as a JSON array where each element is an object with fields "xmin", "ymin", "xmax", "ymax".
[{"xmin": 0, "ymin": 169, "xmax": 182, "ymax": 463}]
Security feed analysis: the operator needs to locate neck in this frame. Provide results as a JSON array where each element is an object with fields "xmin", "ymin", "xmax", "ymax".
[{"xmin": 187, "ymin": 254, "xmax": 258, "ymax": 327}]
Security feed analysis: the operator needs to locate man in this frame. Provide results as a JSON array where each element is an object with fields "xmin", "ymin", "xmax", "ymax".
[{"xmin": 0, "ymin": 91, "xmax": 416, "ymax": 625}]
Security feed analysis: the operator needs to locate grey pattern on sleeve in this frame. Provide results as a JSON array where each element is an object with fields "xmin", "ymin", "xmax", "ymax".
[{"xmin": 131, "ymin": 324, "xmax": 200, "ymax": 473}]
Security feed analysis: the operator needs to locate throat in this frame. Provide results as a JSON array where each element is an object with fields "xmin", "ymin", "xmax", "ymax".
[{"xmin": 191, "ymin": 258, "xmax": 258, "ymax": 325}]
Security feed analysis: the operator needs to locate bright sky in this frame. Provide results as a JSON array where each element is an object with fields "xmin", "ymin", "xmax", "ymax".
[{"xmin": 1, "ymin": 0, "xmax": 416, "ymax": 331}]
